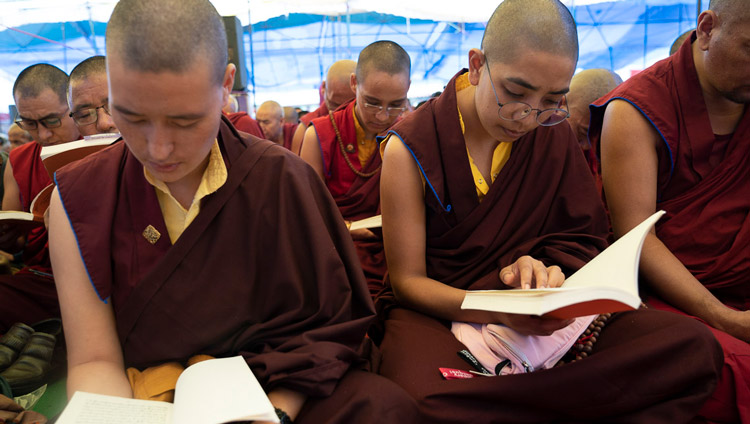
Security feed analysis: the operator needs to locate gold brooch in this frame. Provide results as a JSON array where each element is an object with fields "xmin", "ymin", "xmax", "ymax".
[{"xmin": 142, "ymin": 225, "xmax": 161, "ymax": 245}]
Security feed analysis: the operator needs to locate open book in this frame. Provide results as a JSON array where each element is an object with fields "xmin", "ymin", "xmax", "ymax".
[
  {"xmin": 56, "ymin": 356, "xmax": 279, "ymax": 424},
  {"xmin": 40, "ymin": 132, "xmax": 120, "ymax": 180},
  {"xmin": 349, "ymin": 215, "xmax": 382, "ymax": 231},
  {"xmin": 461, "ymin": 211, "xmax": 665, "ymax": 319}
]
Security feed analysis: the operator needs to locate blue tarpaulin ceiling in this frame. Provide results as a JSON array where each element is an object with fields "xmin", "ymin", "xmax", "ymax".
[{"xmin": 0, "ymin": 0, "xmax": 704, "ymax": 119}]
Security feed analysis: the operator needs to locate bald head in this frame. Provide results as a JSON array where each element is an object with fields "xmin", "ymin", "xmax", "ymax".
[
  {"xmin": 355, "ymin": 41, "xmax": 411, "ymax": 82},
  {"xmin": 324, "ymin": 60, "xmax": 356, "ymax": 111},
  {"xmin": 70, "ymin": 55, "xmax": 106, "ymax": 85},
  {"xmin": 106, "ymin": 0, "xmax": 228, "ymax": 84},
  {"xmin": 569, "ymin": 69, "xmax": 622, "ymax": 105},
  {"xmin": 482, "ymin": 0, "xmax": 578, "ymax": 64},
  {"xmin": 709, "ymin": 0, "xmax": 750, "ymax": 26},
  {"xmin": 13, "ymin": 63, "xmax": 69, "ymax": 105},
  {"xmin": 568, "ymin": 69, "xmax": 622, "ymax": 150},
  {"xmin": 256, "ymin": 101, "xmax": 284, "ymax": 143}
]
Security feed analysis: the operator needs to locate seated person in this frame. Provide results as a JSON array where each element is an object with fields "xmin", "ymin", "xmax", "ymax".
[
  {"xmin": 7, "ymin": 124, "xmax": 32, "ymax": 152},
  {"xmin": 566, "ymin": 68, "xmax": 621, "ymax": 179},
  {"xmin": 67, "ymin": 55, "xmax": 119, "ymax": 136},
  {"xmin": 375, "ymin": 1, "xmax": 723, "ymax": 422},
  {"xmin": 48, "ymin": 1, "xmax": 417, "ymax": 423},
  {"xmin": 0, "ymin": 63, "xmax": 80, "ymax": 332},
  {"xmin": 256, "ymin": 100, "xmax": 298, "ymax": 150},
  {"xmin": 300, "ymin": 41, "xmax": 410, "ymax": 298},
  {"xmin": 590, "ymin": 1, "xmax": 750, "ymax": 422},
  {"xmin": 290, "ymin": 60, "xmax": 356, "ymax": 154}
]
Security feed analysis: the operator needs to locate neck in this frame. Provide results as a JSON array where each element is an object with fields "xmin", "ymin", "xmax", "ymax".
[
  {"xmin": 693, "ymin": 43, "xmax": 746, "ymax": 134},
  {"xmin": 457, "ymin": 85, "xmax": 497, "ymax": 148},
  {"xmin": 165, "ymin": 154, "xmax": 210, "ymax": 209}
]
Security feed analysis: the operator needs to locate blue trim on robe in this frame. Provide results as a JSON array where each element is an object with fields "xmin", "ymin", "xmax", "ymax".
[
  {"xmin": 384, "ymin": 130, "xmax": 452, "ymax": 213},
  {"xmin": 590, "ymin": 97, "xmax": 674, "ymax": 202},
  {"xmin": 54, "ymin": 171, "xmax": 108, "ymax": 304}
]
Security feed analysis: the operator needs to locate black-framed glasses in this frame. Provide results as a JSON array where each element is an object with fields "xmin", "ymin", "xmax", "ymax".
[
  {"xmin": 15, "ymin": 110, "xmax": 68, "ymax": 131},
  {"xmin": 484, "ymin": 60, "xmax": 569, "ymax": 126},
  {"xmin": 70, "ymin": 104, "xmax": 110, "ymax": 126},
  {"xmin": 363, "ymin": 102, "xmax": 407, "ymax": 118}
]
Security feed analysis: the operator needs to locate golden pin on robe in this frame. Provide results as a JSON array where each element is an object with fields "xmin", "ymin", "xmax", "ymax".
[{"xmin": 142, "ymin": 225, "xmax": 161, "ymax": 244}]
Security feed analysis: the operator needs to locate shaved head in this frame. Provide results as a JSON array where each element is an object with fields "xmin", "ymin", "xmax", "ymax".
[
  {"xmin": 258, "ymin": 101, "xmax": 283, "ymax": 118},
  {"xmin": 570, "ymin": 69, "xmax": 622, "ymax": 105},
  {"xmin": 106, "ymin": 0, "xmax": 228, "ymax": 84},
  {"xmin": 13, "ymin": 63, "xmax": 69, "ymax": 104},
  {"xmin": 482, "ymin": 0, "xmax": 578, "ymax": 64},
  {"xmin": 324, "ymin": 60, "xmax": 356, "ymax": 111},
  {"xmin": 710, "ymin": 0, "xmax": 750, "ymax": 26},
  {"xmin": 69, "ymin": 55, "xmax": 106, "ymax": 84},
  {"xmin": 355, "ymin": 41, "xmax": 411, "ymax": 82}
]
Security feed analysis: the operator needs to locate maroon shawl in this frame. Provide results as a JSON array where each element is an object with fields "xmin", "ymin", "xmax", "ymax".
[
  {"xmin": 8, "ymin": 141, "xmax": 51, "ymax": 269},
  {"xmin": 589, "ymin": 33, "xmax": 750, "ymax": 307},
  {"xmin": 384, "ymin": 70, "xmax": 609, "ymax": 292},
  {"xmin": 55, "ymin": 116, "xmax": 375, "ymax": 397}
]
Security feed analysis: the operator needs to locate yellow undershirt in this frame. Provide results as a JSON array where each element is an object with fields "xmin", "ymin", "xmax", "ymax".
[
  {"xmin": 455, "ymin": 73, "xmax": 512, "ymax": 202},
  {"xmin": 144, "ymin": 140, "xmax": 228, "ymax": 243},
  {"xmin": 353, "ymin": 106, "xmax": 378, "ymax": 168}
]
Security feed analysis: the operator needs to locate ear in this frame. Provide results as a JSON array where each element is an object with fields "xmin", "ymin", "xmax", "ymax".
[
  {"xmin": 350, "ymin": 73, "xmax": 358, "ymax": 94},
  {"xmin": 221, "ymin": 64, "xmax": 237, "ymax": 103},
  {"xmin": 695, "ymin": 10, "xmax": 717, "ymax": 51},
  {"xmin": 467, "ymin": 48, "xmax": 485, "ymax": 86}
]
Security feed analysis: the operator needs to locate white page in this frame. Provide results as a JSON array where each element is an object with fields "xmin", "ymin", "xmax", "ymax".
[
  {"xmin": 56, "ymin": 391, "xmax": 173, "ymax": 424},
  {"xmin": 172, "ymin": 356, "xmax": 279, "ymax": 424},
  {"xmin": 349, "ymin": 215, "xmax": 382, "ymax": 231},
  {"xmin": 562, "ymin": 210, "xmax": 665, "ymax": 291}
]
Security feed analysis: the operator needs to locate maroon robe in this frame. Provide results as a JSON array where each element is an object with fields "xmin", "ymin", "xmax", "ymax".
[
  {"xmin": 280, "ymin": 122, "xmax": 298, "ymax": 151},
  {"xmin": 54, "ymin": 116, "xmax": 418, "ymax": 422},
  {"xmin": 299, "ymin": 103, "xmax": 328, "ymax": 127},
  {"xmin": 0, "ymin": 142, "xmax": 58, "ymax": 332},
  {"xmin": 225, "ymin": 111, "xmax": 264, "ymax": 139},
  {"xmin": 311, "ymin": 100, "xmax": 386, "ymax": 297},
  {"xmin": 375, "ymin": 70, "xmax": 722, "ymax": 424},
  {"xmin": 589, "ymin": 32, "xmax": 750, "ymax": 423}
]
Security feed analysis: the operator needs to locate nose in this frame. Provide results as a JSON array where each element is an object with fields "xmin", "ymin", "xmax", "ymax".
[
  {"xmin": 96, "ymin": 108, "xmax": 118, "ymax": 133},
  {"xmin": 36, "ymin": 124, "xmax": 54, "ymax": 144},
  {"xmin": 147, "ymin": 125, "xmax": 175, "ymax": 161}
]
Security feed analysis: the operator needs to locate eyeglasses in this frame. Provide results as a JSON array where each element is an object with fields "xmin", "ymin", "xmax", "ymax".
[
  {"xmin": 362, "ymin": 102, "xmax": 407, "ymax": 118},
  {"xmin": 15, "ymin": 110, "xmax": 68, "ymax": 131},
  {"xmin": 70, "ymin": 104, "xmax": 110, "ymax": 126},
  {"xmin": 484, "ymin": 60, "xmax": 569, "ymax": 126}
]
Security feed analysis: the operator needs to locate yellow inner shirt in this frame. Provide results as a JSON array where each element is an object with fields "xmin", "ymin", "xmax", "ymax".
[
  {"xmin": 455, "ymin": 73, "xmax": 513, "ymax": 202},
  {"xmin": 144, "ymin": 140, "xmax": 228, "ymax": 243},
  {"xmin": 353, "ymin": 106, "xmax": 378, "ymax": 168}
]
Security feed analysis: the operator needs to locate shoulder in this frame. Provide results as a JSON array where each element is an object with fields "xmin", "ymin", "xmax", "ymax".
[
  {"xmin": 9, "ymin": 141, "xmax": 41, "ymax": 165},
  {"xmin": 55, "ymin": 140, "xmax": 127, "ymax": 186}
]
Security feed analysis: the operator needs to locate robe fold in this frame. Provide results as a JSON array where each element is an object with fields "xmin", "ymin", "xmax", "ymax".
[
  {"xmin": 54, "ymin": 116, "xmax": 419, "ymax": 422},
  {"xmin": 589, "ymin": 32, "xmax": 750, "ymax": 423},
  {"xmin": 299, "ymin": 103, "xmax": 328, "ymax": 127},
  {"xmin": 0, "ymin": 142, "xmax": 58, "ymax": 332},
  {"xmin": 311, "ymin": 100, "xmax": 386, "ymax": 297},
  {"xmin": 280, "ymin": 122, "xmax": 298, "ymax": 151},
  {"xmin": 375, "ymin": 70, "xmax": 723, "ymax": 424}
]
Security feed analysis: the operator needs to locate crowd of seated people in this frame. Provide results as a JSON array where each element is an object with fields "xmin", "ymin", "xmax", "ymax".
[{"xmin": 0, "ymin": 0, "xmax": 746, "ymax": 423}]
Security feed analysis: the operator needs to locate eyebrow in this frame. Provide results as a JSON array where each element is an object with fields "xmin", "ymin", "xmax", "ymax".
[
  {"xmin": 19, "ymin": 112, "xmax": 64, "ymax": 121},
  {"xmin": 75, "ymin": 98, "xmax": 109, "ymax": 111},
  {"xmin": 506, "ymin": 77, "xmax": 570, "ymax": 95},
  {"xmin": 113, "ymin": 104, "xmax": 204, "ymax": 120}
]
